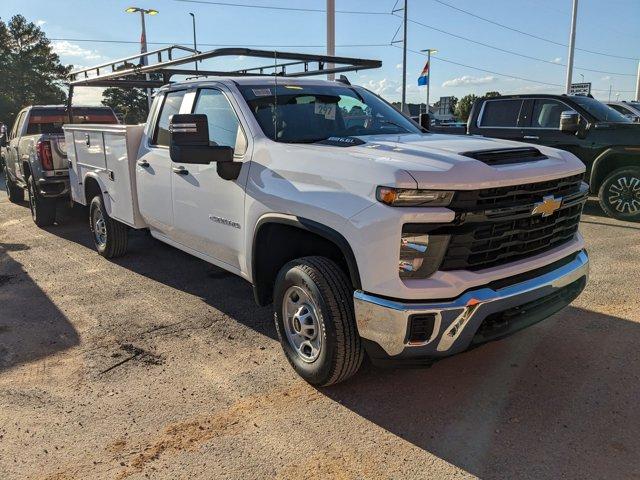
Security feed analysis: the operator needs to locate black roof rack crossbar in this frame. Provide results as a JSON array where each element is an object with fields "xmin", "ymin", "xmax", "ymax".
[{"xmin": 67, "ymin": 45, "xmax": 381, "ymax": 88}]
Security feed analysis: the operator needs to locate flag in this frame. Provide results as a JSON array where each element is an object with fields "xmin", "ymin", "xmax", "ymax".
[{"xmin": 418, "ymin": 60, "xmax": 429, "ymax": 86}]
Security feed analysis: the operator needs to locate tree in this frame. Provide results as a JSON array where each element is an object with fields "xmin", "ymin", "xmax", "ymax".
[
  {"xmin": 102, "ymin": 88, "xmax": 149, "ymax": 124},
  {"xmin": 0, "ymin": 15, "xmax": 71, "ymax": 126},
  {"xmin": 448, "ymin": 96, "xmax": 458, "ymax": 115},
  {"xmin": 484, "ymin": 91, "xmax": 501, "ymax": 98},
  {"xmin": 455, "ymin": 94, "xmax": 478, "ymax": 122}
]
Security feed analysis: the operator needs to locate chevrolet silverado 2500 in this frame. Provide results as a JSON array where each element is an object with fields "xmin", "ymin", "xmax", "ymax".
[{"xmin": 64, "ymin": 51, "xmax": 589, "ymax": 385}]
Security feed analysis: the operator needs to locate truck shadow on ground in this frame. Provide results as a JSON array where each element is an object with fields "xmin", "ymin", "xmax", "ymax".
[
  {"xmin": 0, "ymin": 242, "xmax": 80, "ymax": 373},
  {"xmin": 47, "ymin": 206, "xmax": 276, "ymax": 340},
  {"xmin": 324, "ymin": 306, "xmax": 640, "ymax": 479}
]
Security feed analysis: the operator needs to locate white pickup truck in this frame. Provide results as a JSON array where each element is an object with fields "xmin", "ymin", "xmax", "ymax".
[{"xmin": 65, "ymin": 76, "xmax": 589, "ymax": 385}]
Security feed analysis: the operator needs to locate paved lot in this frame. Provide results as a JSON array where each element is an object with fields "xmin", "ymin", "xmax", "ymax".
[{"xmin": 1, "ymin": 173, "xmax": 639, "ymax": 480}]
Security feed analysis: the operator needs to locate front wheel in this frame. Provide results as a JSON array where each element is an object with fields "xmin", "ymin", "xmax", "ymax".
[
  {"xmin": 89, "ymin": 195, "xmax": 128, "ymax": 258},
  {"xmin": 4, "ymin": 166, "xmax": 24, "ymax": 203},
  {"xmin": 27, "ymin": 176, "xmax": 56, "ymax": 226},
  {"xmin": 598, "ymin": 167, "xmax": 640, "ymax": 222},
  {"xmin": 273, "ymin": 256, "xmax": 364, "ymax": 386}
]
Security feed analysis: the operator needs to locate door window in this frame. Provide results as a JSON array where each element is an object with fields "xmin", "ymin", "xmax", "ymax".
[
  {"xmin": 531, "ymin": 99, "xmax": 567, "ymax": 128},
  {"xmin": 193, "ymin": 89, "xmax": 242, "ymax": 148},
  {"xmin": 479, "ymin": 100, "xmax": 523, "ymax": 127},
  {"xmin": 152, "ymin": 90, "xmax": 187, "ymax": 146},
  {"xmin": 11, "ymin": 111, "xmax": 26, "ymax": 139}
]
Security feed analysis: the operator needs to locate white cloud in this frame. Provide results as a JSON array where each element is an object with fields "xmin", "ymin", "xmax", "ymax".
[
  {"xmin": 441, "ymin": 75, "xmax": 496, "ymax": 88},
  {"xmin": 365, "ymin": 78, "xmax": 399, "ymax": 96},
  {"xmin": 601, "ymin": 75, "xmax": 611, "ymax": 81},
  {"xmin": 52, "ymin": 41, "xmax": 102, "ymax": 60},
  {"xmin": 396, "ymin": 63, "xmax": 402, "ymax": 69},
  {"xmin": 36, "ymin": 19, "xmax": 47, "ymax": 27},
  {"xmin": 552, "ymin": 57, "xmax": 562, "ymax": 64},
  {"xmin": 71, "ymin": 87, "xmax": 106, "ymax": 106}
]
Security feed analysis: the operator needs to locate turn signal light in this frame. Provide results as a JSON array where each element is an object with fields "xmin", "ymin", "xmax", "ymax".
[{"xmin": 376, "ymin": 186, "xmax": 454, "ymax": 207}]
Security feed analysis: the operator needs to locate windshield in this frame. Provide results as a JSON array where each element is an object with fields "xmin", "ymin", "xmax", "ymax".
[
  {"xmin": 571, "ymin": 96, "xmax": 632, "ymax": 123},
  {"xmin": 238, "ymin": 84, "xmax": 421, "ymax": 143}
]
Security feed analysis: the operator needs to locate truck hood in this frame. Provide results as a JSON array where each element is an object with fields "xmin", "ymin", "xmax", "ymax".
[{"xmin": 334, "ymin": 133, "xmax": 585, "ymax": 189}]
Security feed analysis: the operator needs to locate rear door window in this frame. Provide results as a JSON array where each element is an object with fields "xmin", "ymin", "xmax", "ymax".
[
  {"xmin": 530, "ymin": 99, "xmax": 568, "ymax": 128},
  {"xmin": 480, "ymin": 99, "xmax": 524, "ymax": 127},
  {"xmin": 153, "ymin": 90, "xmax": 187, "ymax": 146}
]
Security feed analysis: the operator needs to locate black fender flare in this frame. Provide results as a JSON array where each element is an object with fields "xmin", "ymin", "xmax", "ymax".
[
  {"xmin": 251, "ymin": 214, "xmax": 362, "ymax": 304},
  {"xmin": 589, "ymin": 146, "xmax": 640, "ymax": 191}
]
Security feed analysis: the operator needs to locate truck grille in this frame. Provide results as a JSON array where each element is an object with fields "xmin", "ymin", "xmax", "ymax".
[{"xmin": 437, "ymin": 174, "xmax": 587, "ymax": 271}]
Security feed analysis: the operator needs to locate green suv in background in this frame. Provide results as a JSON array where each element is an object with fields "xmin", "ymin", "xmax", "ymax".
[{"xmin": 468, "ymin": 94, "xmax": 640, "ymax": 221}]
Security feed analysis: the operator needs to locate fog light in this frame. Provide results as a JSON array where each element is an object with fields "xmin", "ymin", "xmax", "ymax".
[{"xmin": 399, "ymin": 234, "xmax": 429, "ymax": 277}]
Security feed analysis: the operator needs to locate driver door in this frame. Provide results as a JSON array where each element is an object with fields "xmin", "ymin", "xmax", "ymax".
[{"xmin": 170, "ymin": 86, "xmax": 251, "ymax": 271}]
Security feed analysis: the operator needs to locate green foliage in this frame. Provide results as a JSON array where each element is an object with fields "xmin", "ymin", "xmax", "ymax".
[
  {"xmin": 484, "ymin": 91, "xmax": 501, "ymax": 98},
  {"xmin": 448, "ymin": 96, "xmax": 458, "ymax": 115},
  {"xmin": 0, "ymin": 15, "xmax": 71, "ymax": 126},
  {"xmin": 102, "ymin": 88, "xmax": 149, "ymax": 124},
  {"xmin": 455, "ymin": 94, "xmax": 478, "ymax": 122}
]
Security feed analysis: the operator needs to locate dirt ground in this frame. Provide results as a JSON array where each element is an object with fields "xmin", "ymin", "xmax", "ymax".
[{"xmin": 1, "ymin": 173, "xmax": 639, "ymax": 480}]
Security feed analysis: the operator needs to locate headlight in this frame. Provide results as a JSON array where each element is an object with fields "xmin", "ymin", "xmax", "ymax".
[
  {"xmin": 399, "ymin": 228, "xmax": 451, "ymax": 279},
  {"xmin": 376, "ymin": 186, "xmax": 454, "ymax": 207}
]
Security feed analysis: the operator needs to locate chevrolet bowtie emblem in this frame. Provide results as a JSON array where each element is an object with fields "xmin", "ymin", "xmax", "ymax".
[{"xmin": 532, "ymin": 195, "xmax": 562, "ymax": 217}]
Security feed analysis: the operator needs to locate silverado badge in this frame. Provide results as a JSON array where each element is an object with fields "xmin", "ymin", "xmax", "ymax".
[{"xmin": 532, "ymin": 195, "xmax": 562, "ymax": 217}]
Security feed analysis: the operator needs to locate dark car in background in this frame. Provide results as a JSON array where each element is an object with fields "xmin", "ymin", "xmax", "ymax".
[{"xmin": 468, "ymin": 94, "xmax": 640, "ymax": 221}]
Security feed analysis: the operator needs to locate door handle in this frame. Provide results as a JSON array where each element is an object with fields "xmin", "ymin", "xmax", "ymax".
[
  {"xmin": 523, "ymin": 135, "xmax": 539, "ymax": 140},
  {"xmin": 172, "ymin": 166, "xmax": 189, "ymax": 175},
  {"xmin": 137, "ymin": 160, "xmax": 150, "ymax": 167}
]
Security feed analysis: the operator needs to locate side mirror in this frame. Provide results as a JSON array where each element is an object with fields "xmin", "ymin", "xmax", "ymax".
[
  {"xmin": 169, "ymin": 114, "xmax": 234, "ymax": 165},
  {"xmin": 419, "ymin": 113, "xmax": 431, "ymax": 131},
  {"xmin": 559, "ymin": 110, "xmax": 580, "ymax": 134}
]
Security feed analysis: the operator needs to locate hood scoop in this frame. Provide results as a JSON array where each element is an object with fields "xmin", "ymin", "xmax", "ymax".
[{"xmin": 461, "ymin": 147, "xmax": 547, "ymax": 166}]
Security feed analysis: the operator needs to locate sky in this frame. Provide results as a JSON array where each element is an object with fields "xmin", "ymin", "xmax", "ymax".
[{"xmin": 4, "ymin": 0, "xmax": 640, "ymax": 106}]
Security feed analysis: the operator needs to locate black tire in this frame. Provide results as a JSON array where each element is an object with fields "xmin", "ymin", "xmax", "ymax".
[
  {"xmin": 27, "ymin": 176, "xmax": 56, "ymax": 226},
  {"xmin": 273, "ymin": 256, "xmax": 363, "ymax": 386},
  {"xmin": 598, "ymin": 167, "xmax": 640, "ymax": 222},
  {"xmin": 4, "ymin": 165, "xmax": 24, "ymax": 203},
  {"xmin": 89, "ymin": 195, "xmax": 128, "ymax": 258}
]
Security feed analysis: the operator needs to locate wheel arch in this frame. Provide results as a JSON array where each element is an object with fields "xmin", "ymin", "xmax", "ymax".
[
  {"xmin": 251, "ymin": 214, "xmax": 361, "ymax": 306},
  {"xmin": 83, "ymin": 173, "xmax": 113, "ymax": 214},
  {"xmin": 589, "ymin": 147, "xmax": 640, "ymax": 193}
]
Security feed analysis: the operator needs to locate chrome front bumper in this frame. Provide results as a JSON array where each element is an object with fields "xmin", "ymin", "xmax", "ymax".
[{"xmin": 354, "ymin": 250, "xmax": 589, "ymax": 358}]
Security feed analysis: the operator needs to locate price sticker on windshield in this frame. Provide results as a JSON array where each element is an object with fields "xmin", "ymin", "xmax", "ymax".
[{"xmin": 314, "ymin": 102, "xmax": 336, "ymax": 120}]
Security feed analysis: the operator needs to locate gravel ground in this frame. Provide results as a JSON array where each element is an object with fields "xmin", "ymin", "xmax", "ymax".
[{"xmin": 1, "ymin": 173, "xmax": 639, "ymax": 480}]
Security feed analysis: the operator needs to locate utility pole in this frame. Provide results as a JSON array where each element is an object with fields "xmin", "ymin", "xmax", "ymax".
[
  {"xmin": 189, "ymin": 13, "xmax": 198, "ymax": 73},
  {"xmin": 565, "ymin": 0, "xmax": 578, "ymax": 94},
  {"xmin": 635, "ymin": 61, "xmax": 640, "ymax": 101},
  {"xmin": 401, "ymin": 0, "xmax": 408, "ymax": 113},
  {"xmin": 327, "ymin": 0, "xmax": 335, "ymax": 81}
]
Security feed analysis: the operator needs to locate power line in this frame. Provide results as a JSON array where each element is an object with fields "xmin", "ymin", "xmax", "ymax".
[
  {"xmin": 173, "ymin": 0, "xmax": 390, "ymax": 15},
  {"xmin": 49, "ymin": 37, "xmax": 389, "ymax": 48},
  {"xmin": 401, "ymin": 15, "xmax": 636, "ymax": 77},
  {"xmin": 398, "ymin": 45, "xmax": 636, "ymax": 92},
  {"xmin": 431, "ymin": 0, "xmax": 639, "ymax": 61}
]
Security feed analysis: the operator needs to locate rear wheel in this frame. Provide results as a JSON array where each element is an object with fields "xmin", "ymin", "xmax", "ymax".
[
  {"xmin": 3, "ymin": 165, "xmax": 24, "ymax": 203},
  {"xmin": 598, "ymin": 167, "xmax": 640, "ymax": 222},
  {"xmin": 273, "ymin": 256, "xmax": 363, "ymax": 386},
  {"xmin": 27, "ymin": 176, "xmax": 56, "ymax": 226},
  {"xmin": 89, "ymin": 195, "xmax": 128, "ymax": 258}
]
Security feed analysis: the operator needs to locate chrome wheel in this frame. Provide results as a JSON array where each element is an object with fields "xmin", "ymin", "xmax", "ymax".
[
  {"xmin": 608, "ymin": 175, "xmax": 640, "ymax": 214},
  {"xmin": 282, "ymin": 285, "xmax": 322, "ymax": 363},
  {"xmin": 92, "ymin": 207, "xmax": 107, "ymax": 247}
]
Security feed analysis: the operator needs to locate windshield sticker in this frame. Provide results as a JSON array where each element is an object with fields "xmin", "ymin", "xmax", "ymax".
[
  {"xmin": 314, "ymin": 102, "xmax": 336, "ymax": 120},
  {"xmin": 252, "ymin": 88, "xmax": 272, "ymax": 96}
]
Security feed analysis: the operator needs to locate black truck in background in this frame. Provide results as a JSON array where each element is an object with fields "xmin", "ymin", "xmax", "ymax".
[{"xmin": 467, "ymin": 94, "xmax": 640, "ymax": 221}]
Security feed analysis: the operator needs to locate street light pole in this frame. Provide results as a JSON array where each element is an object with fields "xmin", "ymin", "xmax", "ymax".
[
  {"xmin": 635, "ymin": 61, "xmax": 640, "ymax": 101},
  {"xmin": 401, "ymin": 0, "xmax": 408, "ymax": 114},
  {"xmin": 327, "ymin": 0, "xmax": 335, "ymax": 81},
  {"xmin": 189, "ymin": 12, "xmax": 198, "ymax": 73},
  {"xmin": 125, "ymin": 7, "xmax": 158, "ymax": 109},
  {"xmin": 565, "ymin": 0, "xmax": 578, "ymax": 94}
]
